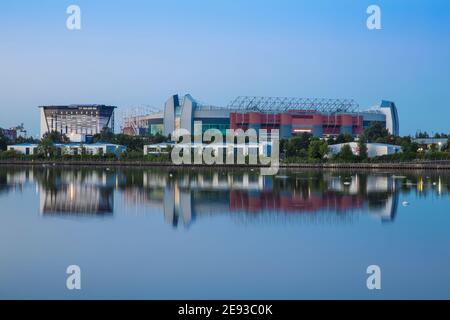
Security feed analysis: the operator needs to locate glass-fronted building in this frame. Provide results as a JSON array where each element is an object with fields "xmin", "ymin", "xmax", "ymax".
[{"xmin": 39, "ymin": 105, "xmax": 116, "ymax": 142}]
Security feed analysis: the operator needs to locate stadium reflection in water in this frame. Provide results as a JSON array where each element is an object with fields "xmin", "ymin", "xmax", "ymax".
[
  {"xmin": 2, "ymin": 167, "xmax": 448, "ymax": 226},
  {"xmin": 2, "ymin": 166, "xmax": 450, "ymax": 299}
]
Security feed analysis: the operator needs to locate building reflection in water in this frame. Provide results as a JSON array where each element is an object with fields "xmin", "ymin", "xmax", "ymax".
[
  {"xmin": 35, "ymin": 168, "xmax": 115, "ymax": 217},
  {"xmin": 130, "ymin": 171, "xmax": 402, "ymax": 227},
  {"xmin": 1, "ymin": 167, "xmax": 449, "ymax": 224},
  {"xmin": 0, "ymin": 168, "xmax": 36, "ymax": 195}
]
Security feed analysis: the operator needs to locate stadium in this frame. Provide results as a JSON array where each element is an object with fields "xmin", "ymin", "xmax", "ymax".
[{"xmin": 122, "ymin": 94, "xmax": 399, "ymax": 139}]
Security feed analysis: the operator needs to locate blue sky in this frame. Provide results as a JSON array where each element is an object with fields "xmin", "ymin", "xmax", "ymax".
[{"xmin": 0, "ymin": 0, "xmax": 449, "ymax": 136}]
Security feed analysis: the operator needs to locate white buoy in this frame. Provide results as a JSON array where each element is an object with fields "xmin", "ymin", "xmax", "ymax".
[{"xmin": 402, "ymin": 201, "xmax": 410, "ymax": 207}]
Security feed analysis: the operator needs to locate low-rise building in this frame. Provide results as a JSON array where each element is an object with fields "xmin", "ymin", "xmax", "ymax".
[
  {"xmin": 7, "ymin": 142, "xmax": 126, "ymax": 156},
  {"xmin": 58, "ymin": 143, "xmax": 126, "ymax": 156},
  {"xmin": 328, "ymin": 142, "xmax": 402, "ymax": 158},
  {"xmin": 144, "ymin": 142, "xmax": 273, "ymax": 158},
  {"xmin": 413, "ymin": 138, "xmax": 448, "ymax": 151},
  {"xmin": 144, "ymin": 143, "xmax": 173, "ymax": 155},
  {"xmin": 7, "ymin": 143, "xmax": 37, "ymax": 155}
]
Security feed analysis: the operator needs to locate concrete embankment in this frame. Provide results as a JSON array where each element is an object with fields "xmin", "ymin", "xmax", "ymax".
[
  {"xmin": 1, "ymin": 160, "xmax": 450, "ymax": 170},
  {"xmin": 279, "ymin": 161, "xmax": 450, "ymax": 170}
]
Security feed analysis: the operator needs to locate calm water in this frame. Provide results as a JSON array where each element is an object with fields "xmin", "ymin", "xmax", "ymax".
[{"xmin": 0, "ymin": 166, "xmax": 449, "ymax": 299}]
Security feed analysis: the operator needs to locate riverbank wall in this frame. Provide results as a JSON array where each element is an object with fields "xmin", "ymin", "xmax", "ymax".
[{"xmin": 1, "ymin": 160, "xmax": 450, "ymax": 170}]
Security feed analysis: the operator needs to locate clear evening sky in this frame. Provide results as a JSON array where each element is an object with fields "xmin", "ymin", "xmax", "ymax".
[{"xmin": 0, "ymin": 0, "xmax": 449, "ymax": 136}]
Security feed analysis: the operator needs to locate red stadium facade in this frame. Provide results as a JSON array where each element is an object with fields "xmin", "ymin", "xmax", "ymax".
[{"xmin": 230, "ymin": 110, "xmax": 366, "ymax": 138}]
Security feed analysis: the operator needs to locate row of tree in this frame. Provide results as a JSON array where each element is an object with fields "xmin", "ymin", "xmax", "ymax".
[
  {"xmin": 415, "ymin": 131, "xmax": 450, "ymax": 139},
  {"xmin": 282, "ymin": 122, "xmax": 450, "ymax": 162},
  {"xmin": 1, "ymin": 123, "xmax": 449, "ymax": 162}
]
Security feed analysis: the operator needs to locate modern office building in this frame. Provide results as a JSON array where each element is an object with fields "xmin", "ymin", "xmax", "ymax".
[
  {"xmin": 122, "ymin": 94, "xmax": 399, "ymax": 139},
  {"xmin": 39, "ymin": 105, "xmax": 116, "ymax": 142}
]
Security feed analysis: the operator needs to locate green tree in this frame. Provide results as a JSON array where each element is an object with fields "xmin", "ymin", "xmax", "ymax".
[
  {"xmin": 42, "ymin": 131, "xmax": 70, "ymax": 143},
  {"xmin": 307, "ymin": 139, "xmax": 328, "ymax": 160},
  {"xmin": 0, "ymin": 132, "xmax": 9, "ymax": 151},
  {"xmin": 93, "ymin": 128, "xmax": 115, "ymax": 143},
  {"xmin": 429, "ymin": 132, "xmax": 449, "ymax": 139},
  {"xmin": 338, "ymin": 144, "xmax": 355, "ymax": 162},
  {"xmin": 364, "ymin": 123, "xmax": 389, "ymax": 142},
  {"xmin": 415, "ymin": 131, "xmax": 429, "ymax": 139},
  {"xmin": 335, "ymin": 133, "xmax": 354, "ymax": 144},
  {"xmin": 37, "ymin": 138, "xmax": 58, "ymax": 158},
  {"xmin": 396, "ymin": 136, "xmax": 418, "ymax": 153},
  {"xmin": 93, "ymin": 130, "xmax": 168, "ymax": 152},
  {"xmin": 80, "ymin": 144, "xmax": 87, "ymax": 157},
  {"xmin": 358, "ymin": 139, "xmax": 368, "ymax": 160},
  {"xmin": 429, "ymin": 143, "xmax": 438, "ymax": 153},
  {"xmin": 151, "ymin": 133, "xmax": 167, "ymax": 144},
  {"xmin": 444, "ymin": 138, "xmax": 450, "ymax": 152},
  {"xmin": 36, "ymin": 131, "xmax": 68, "ymax": 157},
  {"xmin": 15, "ymin": 136, "xmax": 38, "ymax": 144},
  {"xmin": 284, "ymin": 133, "xmax": 312, "ymax": 157}
]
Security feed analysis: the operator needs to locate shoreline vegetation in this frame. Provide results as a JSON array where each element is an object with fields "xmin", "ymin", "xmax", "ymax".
[{"xmin": 1, "ymin": 124, "xmax": 450, "ymax": 170}]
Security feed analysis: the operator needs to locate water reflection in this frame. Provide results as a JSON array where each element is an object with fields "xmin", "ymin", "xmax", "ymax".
[
  {"xmin": 1, "ymin": 167, "xmax": 449, "ymax": 225},
  {"xmin": 1, "ymin": 167, "xmax": 115, "ymax": 217},
  {"xmin": 130, "ymin": 171, "xmax": 401, "ymax": 225}
]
